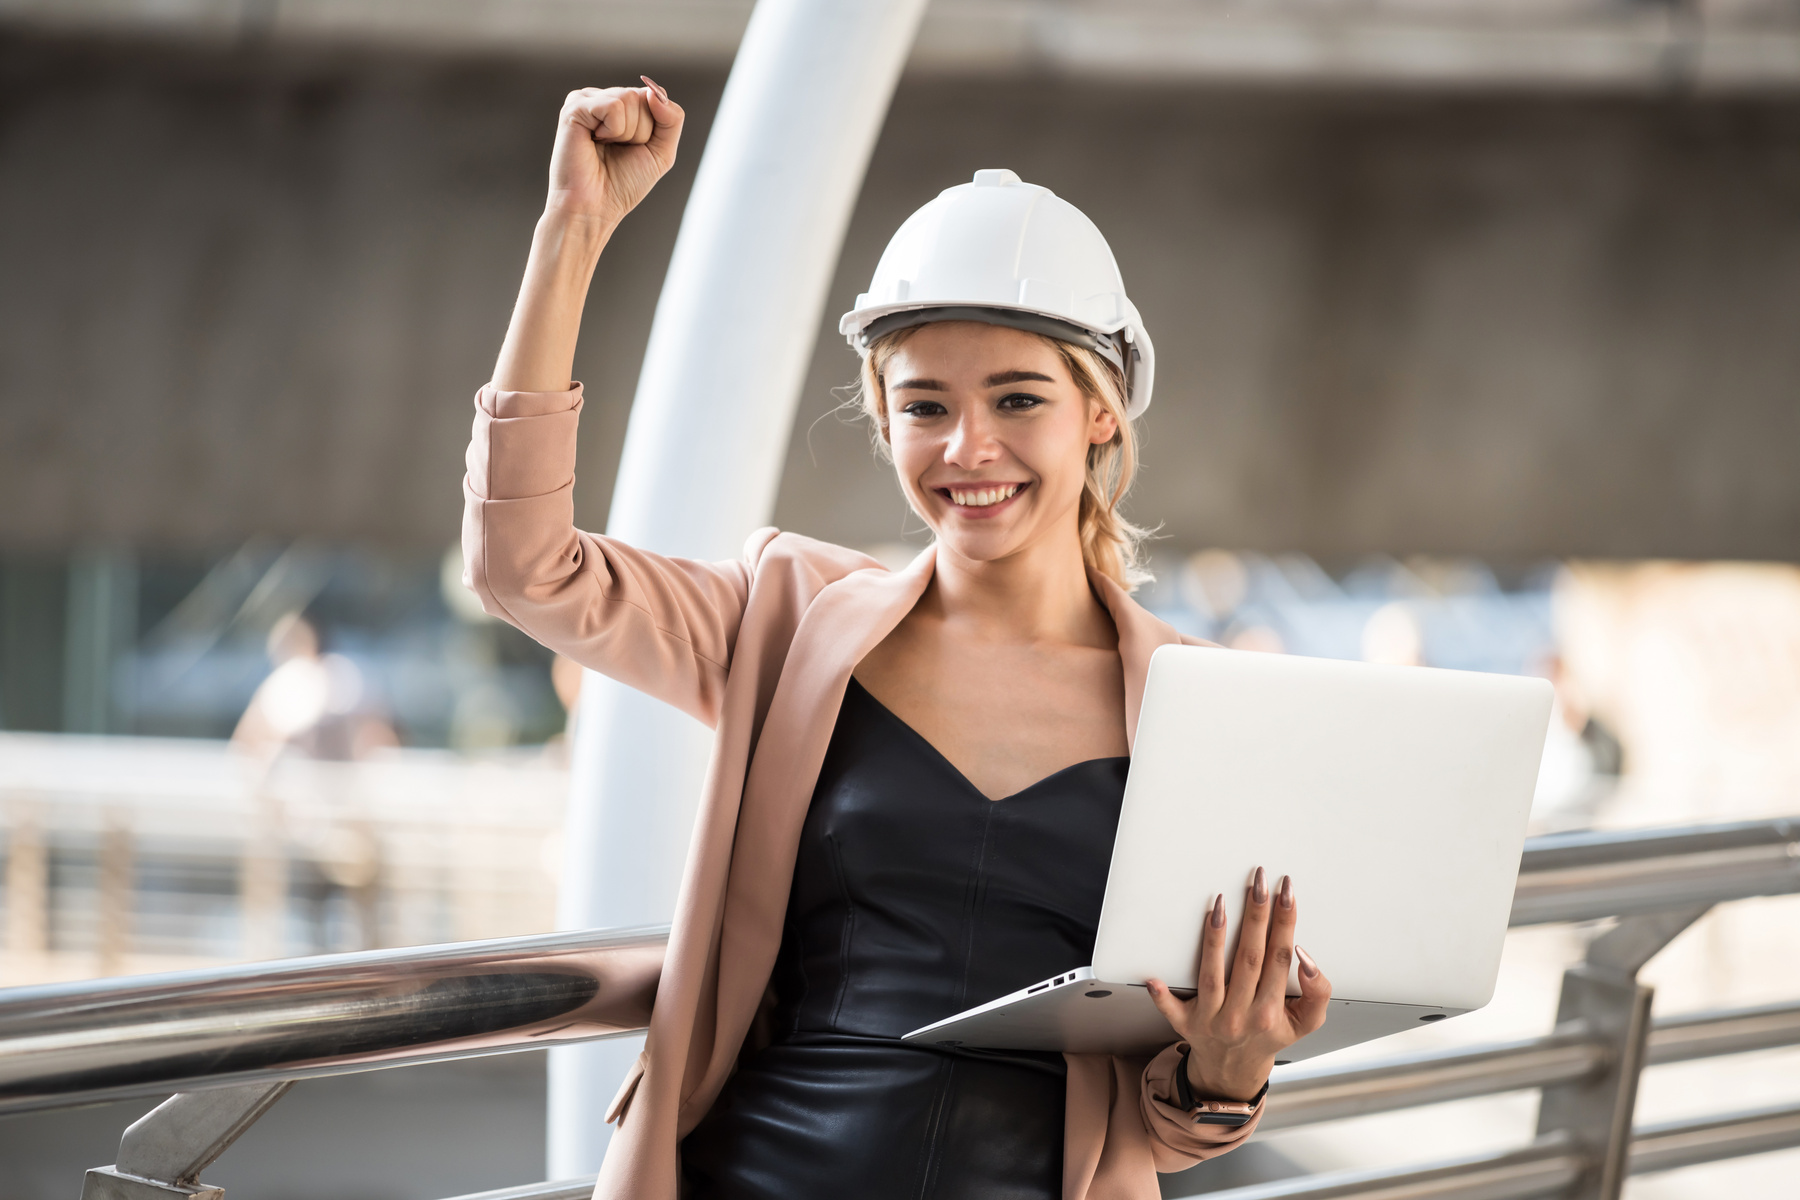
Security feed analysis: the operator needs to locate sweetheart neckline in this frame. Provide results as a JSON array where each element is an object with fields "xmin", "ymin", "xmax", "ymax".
[{"xmin": 844, "ymin": 676, "xmax": 1129, "ymax": 803}]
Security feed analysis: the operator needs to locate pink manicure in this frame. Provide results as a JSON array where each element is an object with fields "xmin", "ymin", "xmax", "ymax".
[
  {"xmin": 1277, "ymin": 874, "xmax": 1293, "ymax": 909},
  {"xmin": 1296, "ymin": 946, "xmax": 1320, "ymax": 979},
  {"xmin": 1252, "ymin": 866, "xmax": 1268, "ymax": 905},
  {"xmin": 1209, "ymin": 893, "xmax": 1225, "ymax": 929}
]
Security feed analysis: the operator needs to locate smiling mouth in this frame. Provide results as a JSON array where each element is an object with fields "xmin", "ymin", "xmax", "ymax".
[{"xmin": 939, "ymin": 483, "xmax": 1025, "ymax": 508}]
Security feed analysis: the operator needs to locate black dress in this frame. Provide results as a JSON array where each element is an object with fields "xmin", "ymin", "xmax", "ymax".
[{"xmin": 680, "ymin": 678, "xmax": 1129, "ymax": 1200}]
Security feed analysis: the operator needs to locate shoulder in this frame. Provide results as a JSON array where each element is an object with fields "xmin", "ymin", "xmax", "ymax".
[
  {"xmin": 1096, "ymin": 574, "xmax": 1207, "ymax": 652},
  {"xmin": 742, "ymin": 527, "xmax": 886, "ymax": 583}
]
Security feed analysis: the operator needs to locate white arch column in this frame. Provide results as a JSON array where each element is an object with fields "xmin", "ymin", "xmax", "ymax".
[{"xmin": 548, "ymin": 0, "xmax": 928, "ymax": 1177}]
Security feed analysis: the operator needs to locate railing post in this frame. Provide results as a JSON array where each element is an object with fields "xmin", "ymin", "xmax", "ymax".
[
  {"xmin": 3, "ymin": 793, "xmax": 49, "ymax": 969},
  {"xmin": 1537, "ymin": 967, "xmax": 1653, "ymax": 1200},
  {"xmin": 1536, "ymin": 906, "xmax": 1709, "ymax": 1199},
  {"xmin": 97, "ymin": 807, "xmax": 134, "ymax": 976},
  {"xmin": 240, "ymin": 781, "xmax": 288, "ymax": 962},
  {"xmin": 81, "ymin": 1082, "xmax": 291, "ymax": 1200}
]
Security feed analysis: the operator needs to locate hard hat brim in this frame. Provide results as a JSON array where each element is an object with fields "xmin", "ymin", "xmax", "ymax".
[
  {"xmin": 855, "ymin": 306, "xmax": 1126, "ymax": 377},
  {"xmin": 844, "ymin": 303, "xmax": 1152, "ymax": 419}
]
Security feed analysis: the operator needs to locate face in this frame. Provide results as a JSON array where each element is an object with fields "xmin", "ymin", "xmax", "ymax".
[{"xmin": 882, "ymin": 322, "xmax": 1118, "ymax": 568}]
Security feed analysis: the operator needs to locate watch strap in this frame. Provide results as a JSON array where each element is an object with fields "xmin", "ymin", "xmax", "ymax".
[{"xmin": 1173, "ymin": 1047, "xmax": 1268, "ymax": 1127}]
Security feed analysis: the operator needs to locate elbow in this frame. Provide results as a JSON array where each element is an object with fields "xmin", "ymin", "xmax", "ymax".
[
  {"xmin": 462, "ymin": 559, "xmax": 514, "ymax": 623},
  {"xmin": 459, "ymin": 515, "xmax": 534, "ymax": 627},
  {"xmin": 462, "ymin": 542, "xmax": 541, "ymax": 627},
  {"xmin": 461, "ymin": 472, "xmax": 588, "ymax": 632}
]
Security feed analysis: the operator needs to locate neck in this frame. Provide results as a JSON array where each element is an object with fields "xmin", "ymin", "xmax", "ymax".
[{"xmin": 926, "ymin": 525, "xmax": 1115, "ymax": 649}]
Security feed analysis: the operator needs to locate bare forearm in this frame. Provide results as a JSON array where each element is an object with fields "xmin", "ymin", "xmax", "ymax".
[{"xmin": 492, "ymin": 211, "xmax": 616, "ymax": 393}]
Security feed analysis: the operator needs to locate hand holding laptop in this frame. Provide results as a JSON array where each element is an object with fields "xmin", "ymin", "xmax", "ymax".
[
  {"xmin": 1146, "ymin": 866, "xmax": 1332, "ymax": 1102},
  {"xmin": 904, "ymin": 646, "xmax": 1551, "ymax": 1064}
]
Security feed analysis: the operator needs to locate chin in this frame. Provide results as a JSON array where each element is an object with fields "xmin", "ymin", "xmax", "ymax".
[{"xmin": 933, "ymin": 529, "xmax": 1024, "ymax": 565}]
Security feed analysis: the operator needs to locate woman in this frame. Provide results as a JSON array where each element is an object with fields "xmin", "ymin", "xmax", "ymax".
[{"xmin": 463, "ymin": 80, "xmax": 1332, "ymax": 1200}]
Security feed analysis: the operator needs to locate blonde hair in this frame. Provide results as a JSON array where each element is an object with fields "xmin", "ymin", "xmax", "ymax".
[{"xmin": 853, "ymin": 325, "xmax": 1152, "ymax": 591}]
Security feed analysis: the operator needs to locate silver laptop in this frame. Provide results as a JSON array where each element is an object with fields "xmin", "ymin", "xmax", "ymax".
[{"xmin": 903, "ymin": 644, "xmax": 1553, "ymax": 1062}]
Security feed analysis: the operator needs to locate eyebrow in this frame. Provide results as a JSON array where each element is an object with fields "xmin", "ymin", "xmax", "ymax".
[
  {"xmin": 889, "ymin": 369, "xmax": 1057, "ymax": 392},
  {"xmin": 983, "ymin": 370, "xmax": 1056, "ymax": 387}
]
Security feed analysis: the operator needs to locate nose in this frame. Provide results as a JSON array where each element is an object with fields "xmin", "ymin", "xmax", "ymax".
[{"xmin": 943, "ymin": 405, "xmax": 1001, "ymax": 469}]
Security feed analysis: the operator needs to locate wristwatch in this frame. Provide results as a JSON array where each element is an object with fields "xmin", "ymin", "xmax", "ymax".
[{"xmin": 1172, "ymin": 1048, "xmax": 1268, "ymax": 1127}]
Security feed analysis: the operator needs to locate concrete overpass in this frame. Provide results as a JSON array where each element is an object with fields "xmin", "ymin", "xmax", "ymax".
[{"xmin": 2, "ymin": 5, "xmax": 1798, "ymax": 563}]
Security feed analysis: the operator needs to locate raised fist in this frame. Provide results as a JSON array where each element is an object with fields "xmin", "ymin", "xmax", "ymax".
[{"xmin": 546, "ymin": 79, "xmax": 685, "ymax": 226}]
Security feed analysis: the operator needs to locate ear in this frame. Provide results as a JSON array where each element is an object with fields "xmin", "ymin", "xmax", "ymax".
[{"xmin": 1088, "ymin": 397, "xmax": 1120, "ymax": 446}]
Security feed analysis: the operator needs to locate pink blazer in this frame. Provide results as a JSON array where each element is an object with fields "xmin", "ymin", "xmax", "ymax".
[{"xmin": 462, "ymin": 382, "xmax": 1264, "ymax": 1200}]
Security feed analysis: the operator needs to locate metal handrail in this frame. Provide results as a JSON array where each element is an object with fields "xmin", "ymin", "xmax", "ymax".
[
  {"xmin": 1518, "ymin": 816, "xmax": 1800, "ymax": 871},
  {"xmin": 422, "ymin": 1006, "xmax": 1800, "ymax": 1200},
  {"xmin": 430, "ymin": 1099, "xmax": 1800, "ymax": 1200},
  {"xmin": 1509, "ymin": 816, "xmax": 1800, "ymax": 926},
  {"xmin": 1261, "ymin": 1028, "xmax": 1609, "ymax": 1131},
  {"xmin": 0, "ymin": 925, "xmax": 665, "ymax": 1116},
  {"xmin": 1628, "ymin": 1099, "xmax": 1800, "ymax": 1175},
  {"xmin": 8, "ymin": 815, "xmax": 1798, "ymax": 1200},
  {"xmin": 440, "ymin": 1136, "xmax": 1596, "ymax": 1200},
  {"xmin": 433, "ymin": 1098, "xmax": 1800, "ymax": 1200},
  {"xmin": 5, "ymin": 817, "xmax": 1798, "ymax": 1117},
  {"xmin": 1139, "ymin": 1135, "xmax": 1585, "ymax": 1200},
  {"xmin": 1264, "ymin": 998, "xmax": 1800, "ymax": 1130},
  {"xmin": 1200, "ymin": 1101, "xmax": 1800, "ymax": 1200},
  {"xmin": 1644, "ymin": 998, "xmax": 1800, "ymax": 1065}
]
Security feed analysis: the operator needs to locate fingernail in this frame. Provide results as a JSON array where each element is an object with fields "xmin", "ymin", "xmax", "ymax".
[
  {"xmin": 1296, "ymin": 945, "xmax": 1319, "ymax": 978},
  {"xmin": 1210, "ymin": 893, "xmax": 1226, "ymax": 929},
  {"xmin": 641, "ymin": 75, "xmax": 669, "ymax": 101},
  {"xmin": 1252, "ymin": 866, "xmax": 1268, "ymax": 904},
  {"xmin": 1278, "ymin": 874, "xmax": 1293, "ymax": 909}
]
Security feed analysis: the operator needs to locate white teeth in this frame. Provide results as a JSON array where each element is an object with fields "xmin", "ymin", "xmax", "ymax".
[{"xmin": 949, "ymin": 484, "xmax": 1019, "ymax": 507}]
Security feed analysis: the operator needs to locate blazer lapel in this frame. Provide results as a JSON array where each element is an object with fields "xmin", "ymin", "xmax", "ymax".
[
  {"xmin": 688, "ymin": 544, "xmax": 937, "ymax": 1122},
  {"xmin": 1089, "ymin": 570, "xmax": 1188, "ymax": 752}
]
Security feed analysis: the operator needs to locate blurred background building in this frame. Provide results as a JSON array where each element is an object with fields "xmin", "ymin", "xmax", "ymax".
[{"xmin": 1, "ymin": 1, "xmax": 1798, "ymax": 1197}]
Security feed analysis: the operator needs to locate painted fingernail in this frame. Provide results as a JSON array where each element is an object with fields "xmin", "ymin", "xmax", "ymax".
[
  {"xmin": 1296, "ymin": 945, "xmax": 1319, "ymax": 979},
  {"xmin": 1252, "ymin": 866, "xmax": 1268, "ymax": 905},
  {"xmin": 1210, "ymin": 893, "xmax": 1226, "ymax": 929},
  {"xmin": 1278, "ymin": 874, "xmax": 1294, "ymax": 909},
  {"xmin": 641, "ymin": 75, "xmax": 669, "ymax": 101}
]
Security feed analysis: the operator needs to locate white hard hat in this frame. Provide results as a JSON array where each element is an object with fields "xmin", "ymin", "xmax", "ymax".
[{"xmin": 839, "ymin": 168, "xmax": 1155, "ymax": 418}]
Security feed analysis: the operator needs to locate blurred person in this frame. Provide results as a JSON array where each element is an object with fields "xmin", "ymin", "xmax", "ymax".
[
  {"xmin": 233, "ymin": 612, "xmax": 396, "ymax": 955},
  {"xmin": 1180, "ymin": 549, "xmax": 1248, "ymax": 622},
  {"xmin": 1527, "ymin": 652, "xmax": 1621, "ymax": 833},
  {"xmin": 1555, "ymin": 562, "xmax": 1800, "ymax": 1019},
  {"xmin": 1361, "ymin": 602, "xmax": 1425, "ymax": 667},
  {"xmin": 1227, "ymin": 624, "xmax": 1286, "ymax": 654},
  {"xmin": 232, "ymin": 612, "xmax": 397, "ymax": 762},
  {"xmin": 462, "ymin": 82, "xmax": 1330, "ymax": 1200}
]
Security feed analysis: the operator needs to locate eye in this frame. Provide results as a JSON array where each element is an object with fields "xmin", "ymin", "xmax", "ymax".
[
  {"xmin": 997, "ymin": 392, "xmax": 1046, "ymax": 411},
  {"xmin": 899, "ymin": 399, "xmax": 947, "ymax": 418}
]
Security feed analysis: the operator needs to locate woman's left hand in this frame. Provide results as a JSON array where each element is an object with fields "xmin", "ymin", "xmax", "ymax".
[{"xmin": 1147, "ymin": 867, "xmax": 1332, "ymax": 1103}]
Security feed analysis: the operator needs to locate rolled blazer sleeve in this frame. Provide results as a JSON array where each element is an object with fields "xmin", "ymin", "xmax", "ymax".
[
  {"xmin": 1137, "ymin": 1043, "xmax": 1265, "ymax": 1170},
  {"xmin": 462, "ymin": 382, "xmax": 752, "ymax": 728}
]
